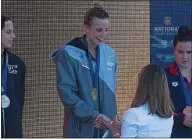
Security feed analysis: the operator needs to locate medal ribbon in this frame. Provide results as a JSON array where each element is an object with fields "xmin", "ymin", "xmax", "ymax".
[
  {"xmin": 82, "ymin": 35, "xmax": 100, "ymax": 89},
  {"xmin": 1, "ymin": 51, "xmax": 8, "ymax": 137},
  {"xmin": 82, "ymin": 35, "xmax": 108, "ymax": 137},
  {"xmin": 2, "ymin": 51, "xmax": 8, "ymax": 95},
  {"xmin": 175, "ymin": 63, "xmax": 192, "ymax": 106}
]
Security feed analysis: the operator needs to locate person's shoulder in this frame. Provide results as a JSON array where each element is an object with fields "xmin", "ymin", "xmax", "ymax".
[
  {"xmin": 133, "ymin": 105, "xmax": 147, "ymax": 112},
  {"xmin": 164, "ymin": 66, "xmax": 170, "ymax": 73},
  {"xmin": 122, "ymin": 107, "xmax": 142, "ymax": 124},
  {"xmin": 65, "ymin": 36, "xmax": 87, "ymax": 52},
  {"xmin": 123, "ymin": 107, "xmax": 140, "ymax": 118},
  {"xmin": 101, "ymin": 43, "xmax": 116, "ymax": 55},
  {"xmin": 124, "ymin": 105, "xmax": 149, "ymax": 117},
  {"xmin": 164, "ymin": 63, "xmax": 178, "ymax": 78},
  {"xmin": 7, "ymin": 51, "xmax": 26, "ymax": 68}
]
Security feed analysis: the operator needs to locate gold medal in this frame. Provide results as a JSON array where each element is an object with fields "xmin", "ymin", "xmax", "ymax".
[{"xmin": 92, "ymin": 88, "xmax": 97, "ymax": 101}]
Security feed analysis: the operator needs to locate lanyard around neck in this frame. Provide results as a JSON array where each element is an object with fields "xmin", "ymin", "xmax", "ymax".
[
  {"xmin": 1, "ymin": 52, "xmax": 8, "ymax": 95},
  {"xmin": 82, "ymin": 35, "xmax": 100, "ymax": 88},
  {"xmin": 175, "ymin": 63, "xmax": 192, "ymax": 105}
]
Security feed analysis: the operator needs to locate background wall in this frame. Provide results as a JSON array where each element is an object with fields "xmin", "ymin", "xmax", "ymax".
[{"xmin": 1, "ymin": 0, "xmax": 150, "ymax": 137}]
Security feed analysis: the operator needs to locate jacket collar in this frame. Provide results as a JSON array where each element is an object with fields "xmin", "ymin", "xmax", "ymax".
[{"xmin": 169, "ymin": 63, "xmax": 179, "ymax": 76}]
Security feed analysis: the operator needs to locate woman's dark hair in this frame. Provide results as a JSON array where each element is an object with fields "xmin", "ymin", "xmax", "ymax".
[
  {"xmin": 1, "ymin": 15, "xmax": 11, "ymax": 29},
  {"xmin": 131, "ymin": 64, "xmax": 174, "ymax": 118},
  {"xmin": 173, "ymin": 25, "xmax": 192, "ymax": 49},
  {"xmin": 84, "ymin": 3, "xmax": 109, "ymax": 26}
]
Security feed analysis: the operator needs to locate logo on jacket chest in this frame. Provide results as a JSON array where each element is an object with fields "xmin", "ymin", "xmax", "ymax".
[
  {"xmin": 107, "ymin": 56, "xmax": 114, "ymax": 71},
  {"xmin": 172, "ymin": 82, "xmax": 178, "ymax": 87},
  {"xmin": 8, "ymin": 64, "xmax": 18, "ymax": 74}
]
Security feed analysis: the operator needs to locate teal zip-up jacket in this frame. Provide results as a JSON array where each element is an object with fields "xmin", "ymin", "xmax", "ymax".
[{"xmin": 51, "ymin": 35, "xmax": 118, "ymax": 138}]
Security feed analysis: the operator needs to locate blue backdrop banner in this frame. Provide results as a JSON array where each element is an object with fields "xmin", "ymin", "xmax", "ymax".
[{"xmin": 150, "ymin": 0, "xmax": 192, "ymax": 68}]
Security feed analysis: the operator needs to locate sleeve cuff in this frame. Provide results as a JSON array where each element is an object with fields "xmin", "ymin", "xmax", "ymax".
[
  {"xmin": 173, "ymin": 112, "xmax": 185, "ymax": 125},
  {"xmin": 173, "ymin": 113, "xmax": 179, "ymax": 116},
  {"xmin": 90, "ymin": 111, "xmax": 99, "ymax": 122}
]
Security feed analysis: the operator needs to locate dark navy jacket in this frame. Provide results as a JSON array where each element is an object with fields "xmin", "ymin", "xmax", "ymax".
[
  {"xmin": 165, "ymin": 63, "xmax": 192, "ymax": 138},
  {"xmin": 1, "ymin": 50, "xmax": 26, "ymax": 138}
]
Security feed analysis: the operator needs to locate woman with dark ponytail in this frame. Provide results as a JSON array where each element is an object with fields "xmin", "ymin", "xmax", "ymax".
[{"xmin": 165, "ymin": 25, "xmax": 192, "ymax": 138}]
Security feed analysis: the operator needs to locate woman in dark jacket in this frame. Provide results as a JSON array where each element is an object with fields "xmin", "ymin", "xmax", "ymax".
[
  {"xmin": 164, "ymin": 26, "xmax": 192, "ymax": 138},
  {"xmin": 1, "ymin": 15, "xmax": 26, "ymax": 138}
]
